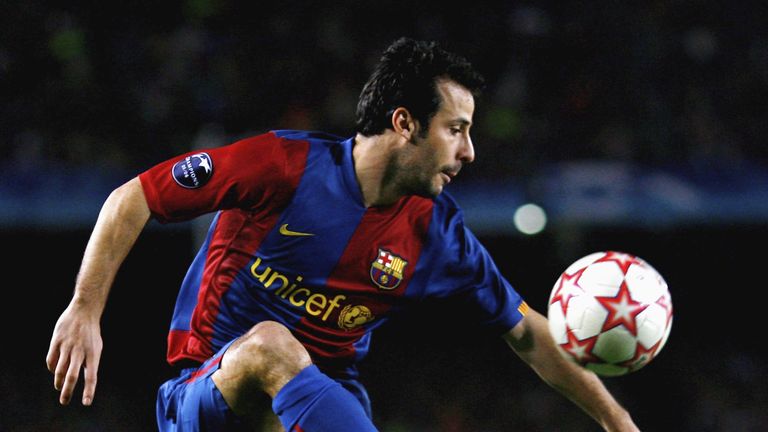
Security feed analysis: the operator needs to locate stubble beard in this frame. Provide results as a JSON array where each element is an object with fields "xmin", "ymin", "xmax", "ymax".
[{"xmin": 385, "ymin": 143, "xmax": 442, "ymax": 200}]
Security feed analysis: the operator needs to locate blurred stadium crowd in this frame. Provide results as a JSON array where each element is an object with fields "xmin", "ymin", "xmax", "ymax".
[
  {"xmin": 4, "ymin": 1, "xmax": 767, "ymax": 180},
  {"xmin": 2, "ymin": 1, "xmax": 767, "ymax": 431}
]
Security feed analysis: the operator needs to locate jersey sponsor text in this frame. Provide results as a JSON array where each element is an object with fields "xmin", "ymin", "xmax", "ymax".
[{"xmin": 250, "ymin": 257, "xmax": 346, "ymax": 322}]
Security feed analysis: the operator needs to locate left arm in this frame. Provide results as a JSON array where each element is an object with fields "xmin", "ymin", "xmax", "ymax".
[{"xmin": 503, "ymin": 308, "xmax": 640, "ymax": 432}]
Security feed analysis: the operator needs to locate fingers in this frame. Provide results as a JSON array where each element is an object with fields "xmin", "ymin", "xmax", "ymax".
[
  {"xmin": 46, "ymin": 341, "xmax": 60, "ymax": 374},
  {"xmin": 56, "ymin": 349, "xmax": 84, "ymax": 406},
  {"xmin": 48, "ymin": 310, "xmax": 104, "ymax": 407},
  {"xmin": 51, "ymin": 343, "xmax": 102, "ymax": 406},
  {"xmin": 82, "ymin": 354, "xmax": 100, "ymax": 406},
  {"xmin": 53, "ymin": 348, "xmax": 69, "ymax": 392}
]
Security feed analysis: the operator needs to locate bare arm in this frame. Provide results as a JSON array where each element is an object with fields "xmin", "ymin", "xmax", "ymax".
[
  {"xmin": 504, "ymin": 308, "xmax": 640, "ymax": 432},
  {"xmin": 46, "ymin": 177, "xmax": 151, "ymax": 406}
]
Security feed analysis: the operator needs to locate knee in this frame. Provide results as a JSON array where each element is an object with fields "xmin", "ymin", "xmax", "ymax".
[
  {"xmin": 226, "ymin": 321, "xmax": 312, "ymax": 395},
  {"xmin": 239, "ymin": 321, "xmax": 312, "ymax": 368}
]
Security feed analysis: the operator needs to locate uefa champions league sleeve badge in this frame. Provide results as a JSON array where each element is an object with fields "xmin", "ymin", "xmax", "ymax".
[{"xmin": 172, "ymin": 152, "xmax": 214, "ymax": 189}]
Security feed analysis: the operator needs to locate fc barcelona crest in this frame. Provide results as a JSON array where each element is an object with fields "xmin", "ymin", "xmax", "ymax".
[{"xmin": 370, "ymin": 248, "xmax": 408, "ymax": 290}]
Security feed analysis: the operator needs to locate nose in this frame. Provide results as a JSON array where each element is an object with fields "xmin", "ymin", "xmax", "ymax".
[{"xmin": 459, "ymin": 136, "xmax": 475, "ymax": 164}]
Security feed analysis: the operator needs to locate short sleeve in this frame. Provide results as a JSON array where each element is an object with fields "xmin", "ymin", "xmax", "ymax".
[
  {"xmin": 417, "ymin": 197, "xmax": 528, "ymax": 335},
  {"xmin": 138, "ymin": 132, "xmax": 309, "ymax": 223}
]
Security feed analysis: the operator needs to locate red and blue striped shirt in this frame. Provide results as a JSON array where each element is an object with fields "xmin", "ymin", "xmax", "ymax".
[{"xmin": 139, "ymin": 130, "xmax": 527, "ymax": 378}]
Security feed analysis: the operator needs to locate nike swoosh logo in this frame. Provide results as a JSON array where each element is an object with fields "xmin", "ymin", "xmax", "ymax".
[{"xmin": 278, "ymin": 223, "xmax": 315, "ymax": 237}]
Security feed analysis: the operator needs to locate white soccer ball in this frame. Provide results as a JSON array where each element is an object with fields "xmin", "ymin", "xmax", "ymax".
[{"xmin": 547, "ymin": 251, "xmax": 673, "ymax": 376}]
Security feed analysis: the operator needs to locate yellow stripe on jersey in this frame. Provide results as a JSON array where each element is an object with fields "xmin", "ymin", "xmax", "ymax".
[{"xmin": 517, "ymin": 301, "xmax": 530, "ymax": 316}]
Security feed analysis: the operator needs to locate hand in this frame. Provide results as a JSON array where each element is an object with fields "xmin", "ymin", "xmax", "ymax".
[{"xmin": 46, "ymin": 302, "xmax": 103, "ymax": 406}]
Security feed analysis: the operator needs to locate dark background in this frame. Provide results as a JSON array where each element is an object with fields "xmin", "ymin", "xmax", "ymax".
[
  {"xmin": 2, "ymin": 1, "xmax": 767, "ymax": 431},
  {"xmin": 6, "ymin": 225, "xmax": 766, "ymax": 431}
]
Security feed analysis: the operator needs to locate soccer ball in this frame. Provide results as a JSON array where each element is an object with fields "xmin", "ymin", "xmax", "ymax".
[{"xmin": 547, "ymin": 251, "xmax": 673, "ymax": 376}]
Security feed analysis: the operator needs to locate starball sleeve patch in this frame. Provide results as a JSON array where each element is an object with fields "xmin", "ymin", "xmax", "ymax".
[{"xmin": 172, "ymin": 152, "xmax": 214, "ymax": 188}]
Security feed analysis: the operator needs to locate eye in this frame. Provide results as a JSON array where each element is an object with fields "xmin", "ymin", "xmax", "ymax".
[{"xmin": 450, "ymin": 127, "xmax": 462, "ymax": 135}]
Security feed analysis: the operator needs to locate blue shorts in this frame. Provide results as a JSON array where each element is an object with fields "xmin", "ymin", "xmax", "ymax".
[{"xmin": 156, "ymin": 341, "xmax": 372, "ymax": 431}]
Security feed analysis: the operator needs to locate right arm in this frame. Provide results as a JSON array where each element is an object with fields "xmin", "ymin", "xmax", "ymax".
[
  {"xmin": 46, "ymin": 133, "xmax": 301, "ymax": 406},
  {"xmin": 46, "ymin": 177, "xmax": 150, "ymax": 406},
  {"xmin": 504, "ymin": 309, "xmax": 639, "ymax": 431}
]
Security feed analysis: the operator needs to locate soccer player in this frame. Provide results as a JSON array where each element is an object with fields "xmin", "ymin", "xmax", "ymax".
[{"xmin": 47, "ymin": 37, "xmax": 640, "ymax": 431}]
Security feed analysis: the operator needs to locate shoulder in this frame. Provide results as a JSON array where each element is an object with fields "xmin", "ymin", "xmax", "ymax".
[
  {"xmin": 226, "ymin": 130, "xmax": 349, "ymax": 168},
  {"xmin": 230, "ymin": 130, "xmax": 346, "ymax": 149},
  {"xmin": 430, "ymin": 190, "xmax": 466, "ymax": 231},
  {"xmin": 270, "ymin": 130, "xmax": 347, "ymax": 147},
  {"xmin": 395, "ymin": 191, "xmax": 464, "ymax": 232},
  {"xmin": 434, "ymin": 190, "xmax": 462, "ymax": 212},
  {"xmin": 410, "ymin": 190, "xmax": 474, "ymax": 254},
  {"xmin": 271, "ymin": 129, "xmax": 346, "ymax": 140}
]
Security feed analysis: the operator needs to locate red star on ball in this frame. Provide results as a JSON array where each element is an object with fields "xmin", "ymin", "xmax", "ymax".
[
  {"xmin": 550, "ymin": 266, "xmax": 587, "ymax": 315},
  {"xmin": 655, "ymin": 293, "xmax": 674, "ymax": 328},
  {"xmin": 593, "ymin": 251, "xmax": 644, "ymax": 275},
  {"xmin": 620, "ymin": 338, "xmax": 663, "ymax": 371},
  {"xmin": 560, "ymin": 328, "xmax": 601, "ymax": 365},
  {"xmin": 594, "ymin": 281, "xmax": 649, "ymax": 336}
]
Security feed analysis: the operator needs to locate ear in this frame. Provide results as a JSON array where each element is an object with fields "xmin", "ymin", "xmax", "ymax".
[{"xmin": 391, "ymin": 107, "xmax": 417, "ymax": 140}]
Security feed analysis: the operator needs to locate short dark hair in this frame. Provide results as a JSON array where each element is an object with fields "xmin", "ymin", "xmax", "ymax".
[{"xmin": 355, "ymin": 37, "xmax": 485, "ymax": 137}]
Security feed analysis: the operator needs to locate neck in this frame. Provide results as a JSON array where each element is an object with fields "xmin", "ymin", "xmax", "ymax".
[{"xmin": 352, "ymin": 132, "xmax": 403, "ymax": 208}]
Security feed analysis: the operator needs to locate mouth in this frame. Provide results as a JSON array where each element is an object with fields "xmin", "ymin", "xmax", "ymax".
[{"xmin": 441, "ymin": 168, "xmax": 459, "ymax": 184}]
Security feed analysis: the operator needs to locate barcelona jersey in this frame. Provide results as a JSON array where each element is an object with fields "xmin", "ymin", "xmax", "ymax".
[{"xmin": 139, "ymin": 130, "xmax": 527, "ymax": 379}]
